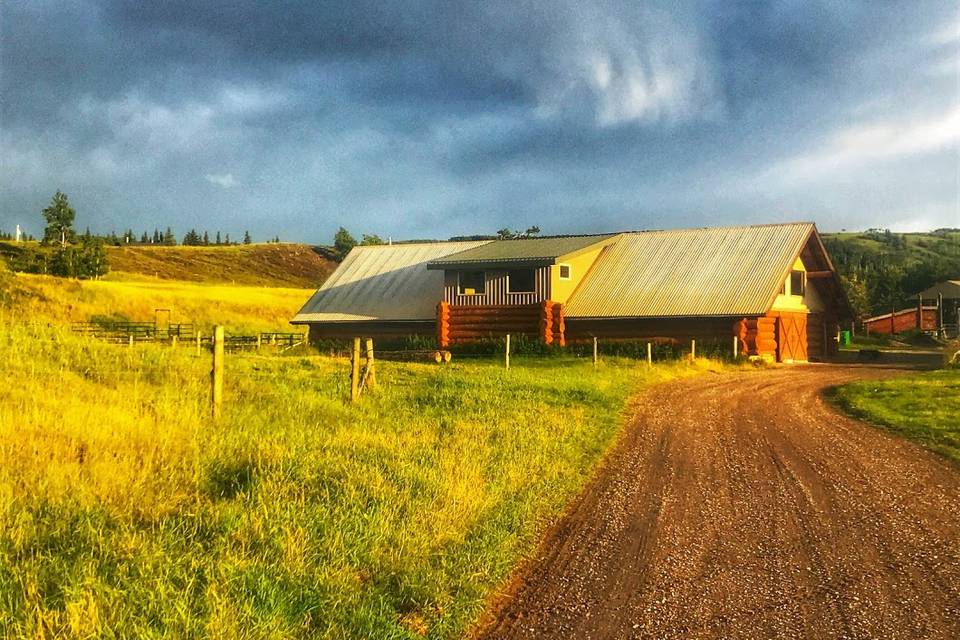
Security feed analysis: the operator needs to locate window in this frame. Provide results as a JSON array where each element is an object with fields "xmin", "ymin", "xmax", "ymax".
[
  {"xmin": 558, "ymin": 264, "xmax": 572, "ymax": 280},
  {"xmin": 507, "ymin": 269, "xmax": 536, "ymax": 293},
  {"xmin": 458, "ymin": 271, "xmax": 485, "ymax": 295},
  {"xmin": 789, "ymin": 270, "xmax": 805, "ymax": 297}
]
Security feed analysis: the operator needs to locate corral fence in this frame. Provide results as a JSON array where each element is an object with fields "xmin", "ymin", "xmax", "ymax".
[
  {"xmin": 196, "ymin": 332, "xmax": 305, "ymax": 352},
  {"xmin": 71, "ymin": 321, "xmax": 194, "ymax": 343},
  {"xmin": 71, "ymin": 319, "xmax": 306, "ymax": 352}
]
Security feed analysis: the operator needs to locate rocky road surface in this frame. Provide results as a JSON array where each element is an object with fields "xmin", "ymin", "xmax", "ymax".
[{"xmin": 477, "ymin": 365, "xmax": 960, "ymax": 639}]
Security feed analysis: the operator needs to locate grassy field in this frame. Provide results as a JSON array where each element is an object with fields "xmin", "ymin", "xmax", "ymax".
[
  {"xmin": 8, "ymin": 273, "xmax": 313, "ymax": 333},
  {"xmin": 0, "ymin": 317, "xmax": 726, "ymax": 638},
  {"xmin": 833, "ymin": 368, "xmax": 960, "ymax": 465}
]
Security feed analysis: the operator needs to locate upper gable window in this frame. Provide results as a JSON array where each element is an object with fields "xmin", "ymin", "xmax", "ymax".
[
  {"xmin": 558, "ymin": 264, "xmax": 572, "ymax": 280},
  {"xmin": 458, "ymin": 271, "xmax": 486, "ymax": 295},
  {"xmin": 789, "ymin": 270, "xmax": 805, "ymax": 297},
  {"xmin": 508, "ymin": 269, "xmax": 536, "ymax": 293}
]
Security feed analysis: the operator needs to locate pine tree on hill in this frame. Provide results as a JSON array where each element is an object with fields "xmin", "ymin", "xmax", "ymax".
[
  {"xmin": 243, "ymin": 230, "xmax": 252, "ymax": 245},
  {"xmin": 215, "ymin": 231, "xmax": 222, "ymax": 245},
  {"xmin": 41, "ymin": 191, "xmax": 77, "ymax": 246},
  {"xmin": 163, "ymin": 228, "xmax": 176, "ymax": 246}
]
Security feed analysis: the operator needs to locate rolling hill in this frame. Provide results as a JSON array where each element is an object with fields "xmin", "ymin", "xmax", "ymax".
[
  {"xmin": 0, "ymin": 242, "xmax": 337, "ymax": 289},
  {"xmin": 821, "ymin": 229, "xmax": 960, "ymax": 315}
]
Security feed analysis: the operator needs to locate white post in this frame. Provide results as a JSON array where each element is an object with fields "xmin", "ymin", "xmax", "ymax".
[{"xmin": 733, "ymin": 335, "xmax": 738, "ymax": 359}]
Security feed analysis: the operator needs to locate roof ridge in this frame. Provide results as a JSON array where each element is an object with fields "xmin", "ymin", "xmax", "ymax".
[{"xmin": 616, "ymin": 221, "xmax": 814, "ymax": 235}]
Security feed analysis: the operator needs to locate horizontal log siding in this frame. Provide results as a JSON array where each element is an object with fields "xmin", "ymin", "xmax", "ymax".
[
  {"xmin": 445, "ymin": 304, "xmax": 541, "ymax": 344},
  {"xmin": 308, "ymin": 321, "xmax": 435, "ymax": 341},
  {"xmin": 566, "ymin": 316, "xmax": 742, "ymax": 343},
  {"xmin": 443, "ymin": 267, "xmax": 551, "ymax": 306}
]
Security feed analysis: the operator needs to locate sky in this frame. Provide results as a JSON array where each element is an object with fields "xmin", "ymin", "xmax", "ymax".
[{"xmin": 1, "ymin": 1, "xmax": 958, "ymax": 243}]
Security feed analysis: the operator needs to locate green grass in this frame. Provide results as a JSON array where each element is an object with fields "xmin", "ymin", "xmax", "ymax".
[
  {"xmin": 833, "ymin": 369, "xmax": 960, "ymax": 465},
  {"xmin": 0, "ymin": 319, "xmax": 724, "ymax": 638}
]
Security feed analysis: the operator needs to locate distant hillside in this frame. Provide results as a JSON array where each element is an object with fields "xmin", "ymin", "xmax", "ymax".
[
  {"xmin": 0, "ymin": 242, "xmax": 337, "ymax": 289},
  {"xmin": 821, "ymin": 229, "xmax": 960, "ymax": 316}
]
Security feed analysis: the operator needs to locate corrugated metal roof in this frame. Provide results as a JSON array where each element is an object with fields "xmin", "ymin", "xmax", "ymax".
[
  {"xmin": 565, "ymin": 223, "xmax": 815, "ymax": 318},
  {"xmin": 292, "ymin": 241, "xmax": 489, "ymax": 322},
  {"xmin": 426, "ymin": 234, "xmax": 616, "ymax": 268},
  {"xmin": 920, "ymin": 280, "xmax": 960, "ymax": 299}
]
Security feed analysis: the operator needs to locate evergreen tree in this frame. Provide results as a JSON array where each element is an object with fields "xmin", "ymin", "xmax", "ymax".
[
  {"xmin": 80, "ymin": 237, "xmax": 109, "ymax": 279},
  {"xmin": 42, "ymin": 191, "xmax": 77, "ymax": 246},
  {"xmin": 225, "ymin": 233, "xmax": 231, "ymax": 245},
  {"xmin": 215, "ymin": 231, "xmax": 222, "ymax": 245},
  {"xmin": 243, "ymin": 230, "xmax": 252, "ymax": 244},
  {"xmin": 141, "ymin": 232, "xmax": 149, "ymax": 244},
  {"xmin": 334, "ymin": 227, "xmax": 357, "ymax": 260},
  {"xmin": 50, "ymin": 246, "xmax": 79, "ymax": 277},
  {"xmin": 163, "ymin": 227, "xmax": 176, "ymax": 246},
  {"xmin": 203, "ymin": 231, "xmax": 210, "ymax": 245}
]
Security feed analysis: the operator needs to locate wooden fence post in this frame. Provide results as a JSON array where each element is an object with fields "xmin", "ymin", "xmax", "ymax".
[
  {"xmin": 691, "ymin": 339, "xmax": 696, "ymax": 361},
  {"xmin": 733, "ymin": 335, "xmax": 739, "ymax": 360},
  {"xmin": 211, "ymin": 326, "xmax": 224, "ymax": 420},
  {"xmin": 196, "ymin": 331, "xmax": 202, "ymax": 357},
  {"xmin": 364, "ymin": 338, "xmax": 376, "ymax": 389},
  {"xmin": 592, "ymin": 336, "xmax": 598, "ymax": 368},
  {"xmin": 646, "ymin": 342, "xmax": 652, "ymax": 366},
  {"xmin": 351, "ymin": 337, "xmax": 361, "ymax": 403},
  {"xmin": 505, "ymin": 334, "xmax": 511, "ymax": 370},
  {"xmin": 257, "ymin": 334, "xmax": 262, "ymax": 350},
  {"xmin": 128, "ymin": 334, "xmax": 134, "ymax": 348},
  {"xmin": 171, "ymin": 335, "xmax": 178, "ymax": 349}
]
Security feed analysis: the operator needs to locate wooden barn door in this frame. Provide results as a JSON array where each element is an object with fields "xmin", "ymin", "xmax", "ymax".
[{"xmin": 776, "ymin": 313, "xmax": 808, "ymax": 362}]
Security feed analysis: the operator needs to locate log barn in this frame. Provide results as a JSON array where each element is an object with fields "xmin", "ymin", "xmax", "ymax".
[{"xmin": 293, "ymin": 222, "xmax": 851, "ymax": 362}]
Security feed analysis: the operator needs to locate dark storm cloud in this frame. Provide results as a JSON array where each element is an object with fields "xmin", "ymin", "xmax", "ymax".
[{"xmin": 1, "ymin": 1, "xmax": 957, "ymax": 241}]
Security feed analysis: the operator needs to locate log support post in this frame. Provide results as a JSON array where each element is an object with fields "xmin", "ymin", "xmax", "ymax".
[
  {"xmin": 211, "ymin": 326, "xmax": 224, "ymax": 420},
  {"xmin": 350, "ymin": 337, "xmax": 361, "ymax": 403},
  {"xmin": 364, "ymin": 338, "xmax": 376, "ymax": 390}
]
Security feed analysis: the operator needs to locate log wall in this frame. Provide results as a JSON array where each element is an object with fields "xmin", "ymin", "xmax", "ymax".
[
  {"xmin": 568, "ymin": 316, "xmax": 743, "ymax": 343},
  {"xmin": 732, "ymin": 316, "xmax": 777, "ymax": 359},
  {"xmin": 438, "ymin": 303, "xmax": 542, "ymax": 347},
  {"xmin": 308, "ymin": 320, "xmax": 435, "ymax": 341}
]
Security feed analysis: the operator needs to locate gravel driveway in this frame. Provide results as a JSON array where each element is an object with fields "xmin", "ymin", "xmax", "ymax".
[{"xmin": 477, "ymin": 365, "xmax": 960, "ymax": 639}]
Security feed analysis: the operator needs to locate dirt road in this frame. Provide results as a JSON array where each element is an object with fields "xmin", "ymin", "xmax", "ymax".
[{"xmin": 478, "ymin": 365, "xmax": 960, "ymax": 639}]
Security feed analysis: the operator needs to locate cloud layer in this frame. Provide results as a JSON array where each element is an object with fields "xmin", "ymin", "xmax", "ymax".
[{"xmin": 1, "ymin": 1, "xmax": 957, "ymax": 240}]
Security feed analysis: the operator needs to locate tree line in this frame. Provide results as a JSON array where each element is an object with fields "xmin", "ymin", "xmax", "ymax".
[{"xmin": 824, "ymin": 228, "xmax": 960, "ymax": 318}]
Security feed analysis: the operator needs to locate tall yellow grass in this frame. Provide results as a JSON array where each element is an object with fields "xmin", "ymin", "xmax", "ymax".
[
  {"xmin": 0, "ymin": 313, "xmax": 728, "ymax": 638},
  {"xmin": 11, "ymin": 273, "xmax": 312, "ymax": 332}
]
